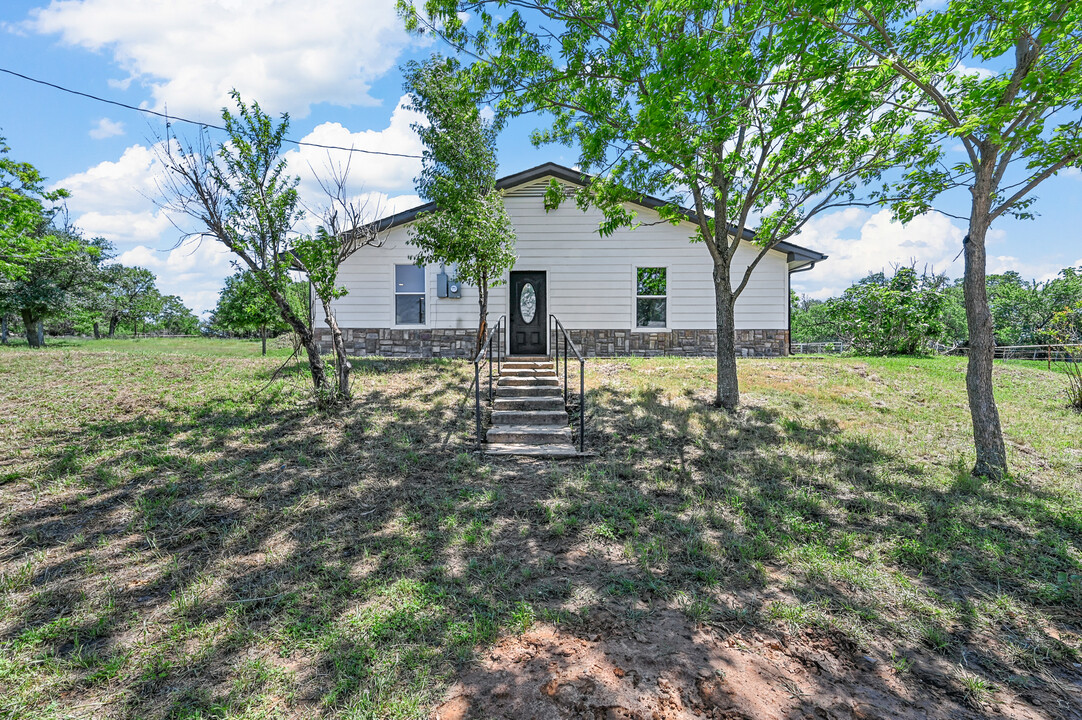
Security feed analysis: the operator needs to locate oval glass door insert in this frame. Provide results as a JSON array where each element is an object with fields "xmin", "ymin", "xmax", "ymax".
[{"xmin": 519, "ymin": 282, "xmax": 537, "ymax": 323}]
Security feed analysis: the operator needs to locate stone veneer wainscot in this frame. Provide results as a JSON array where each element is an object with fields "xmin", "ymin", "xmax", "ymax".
[{"xmin": 315, "ymin": 327, "xmax": 789, "ymax": 358}]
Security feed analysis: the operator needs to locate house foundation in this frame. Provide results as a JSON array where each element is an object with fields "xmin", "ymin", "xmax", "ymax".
[{"xmin": 314, "ymin": 327, "xmax": 789, "ymax": 358}]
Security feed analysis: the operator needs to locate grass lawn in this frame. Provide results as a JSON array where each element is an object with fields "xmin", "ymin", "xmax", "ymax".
[{"xmin": 0, "ymin": 340, "xmax": 1079, "ymax": 719}]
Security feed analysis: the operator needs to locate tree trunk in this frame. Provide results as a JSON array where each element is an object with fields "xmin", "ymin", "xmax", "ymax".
[
  {"xmin": 964, "ymin": 186, "xmax": 1008, "ymax": 477},
  {"xmin": 92, "ymin": 321, "xmax": 101, "ymax": 340},
  {"xmin": 261, "ymin": 325, "xmax": 267, "ymax": 356},
  {"xmin": 21, "ymin": 310, "xmax": 42, "ymax": 348},
  {"xmin": 713, "ymin": 266, "xmax": 739, "ymax": 410},
  {"xmin": 108, "ymin": 316, "xmax": 118, "ymax": 338},
  {"xmin": 321, "ymin": 300, "xmax": 350, "ymax": 402},
  {"xmin": 1, "ymin": 316, "xmax": 7, "ymax": 344},
  {"xmin": 477, "ymin": 268, "xmax": 489, "ymax": 356},
  {"xmin": 263, "ymin": 282, "xmax": 328, "ymax": 393}
]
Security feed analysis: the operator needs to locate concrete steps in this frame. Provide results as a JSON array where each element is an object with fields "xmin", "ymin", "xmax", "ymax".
[
  {"xmin": 498, "ymin": 376, "xmax": 560, "ymax": 387},
  {"xmin": 495, "ymin": 386, "xmax": 562, "ymax": 398},
  {"xmin": 494, "ymin": 396, "xmax": 565, "ymax": 411},
  {"xmin": 484, "ymin": 357, "xmax": 578, "ymax": 457}
]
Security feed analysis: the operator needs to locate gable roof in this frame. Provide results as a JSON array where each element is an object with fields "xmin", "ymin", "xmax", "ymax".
[{"xmin": 375, "ymin": 162, "xmax": 827, "ymax": 267}]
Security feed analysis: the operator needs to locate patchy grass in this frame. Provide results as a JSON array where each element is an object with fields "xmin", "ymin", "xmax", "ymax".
[{"xmin": 0, "ymin": 341, "xmax": 1079, "ymax": 718}]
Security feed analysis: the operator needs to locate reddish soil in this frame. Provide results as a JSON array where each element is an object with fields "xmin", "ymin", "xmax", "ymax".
[{"xmin": 433, "ymin": 610, "xmax": 1080, "ymax": 720}]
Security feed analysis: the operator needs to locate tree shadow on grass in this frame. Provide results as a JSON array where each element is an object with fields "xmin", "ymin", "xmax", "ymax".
[{"xmin": 0, "ymin": 359, "xmax": 1079, "ymax": 719}]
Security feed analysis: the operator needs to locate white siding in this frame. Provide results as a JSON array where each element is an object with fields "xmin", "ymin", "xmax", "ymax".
[{"xmin": 320, "ymin": 181, "xmax": 790, "ymax": 332}]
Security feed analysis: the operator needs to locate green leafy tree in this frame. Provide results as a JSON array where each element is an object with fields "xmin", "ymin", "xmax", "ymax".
[
  {"xmin": 988, "ymin": 267, "xmax": 1082, "ymax": 345},
  {"xmin": 402, "ymin": 55, "xmax": 516, "ymax": 354},
  {"xmin": 828, "ymin": 267, "xmax": 946, "ymax": 355},
  {"xmin": 80, "ymin": 261, "xmax": 125, "ymax": 339},
  {"xmin": 807, "ymin": 1, "xmax": 1082, "ymax": 476},
  {"xmin": 401, "ymin": 1, "xmax": 906, "ymax": 409},
  {"xmin": 0, "ymin": 134, "xmax": 77, "ymax": 282},
  {"xmin": 214, "ymin": 270, "xmax": 303, "ymax": 354},
  {"xmin": 153, "ymin": 294, "xmax": 200, "ymax": 335},
  {"xmin": 937, "ymin": 281, "xmax": 968, "ymax": 347},
  {"xmin": 106, "ymin": 266, "xmax": 159, "ymax": 337},
  {"xmin": 790, "ymin": 291, "xmax": 843, "ymax": 344},
  {"xmin": 159, "ymin": 92, "xmax": 331, "ymax": 398},
  {"xmin": 0, "ymin": 229, "xmax": 108, "ymax": 347},
  {"xmin": 215, "ymin": 270, "xmax": 287, "ymax": 354},
  {"xmin": 1042, "ymin": 301, "xmax": 1082, "ymax": 345}
]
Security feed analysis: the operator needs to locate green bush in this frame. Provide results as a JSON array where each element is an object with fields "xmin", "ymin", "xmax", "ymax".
[{"xmin": 828, "ymin": 267, "xmax": 945, "ymax": 355}]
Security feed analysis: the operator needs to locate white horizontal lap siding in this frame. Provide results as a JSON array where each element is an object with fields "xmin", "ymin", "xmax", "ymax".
[
  {"xmin": 320, "ymin": 226, "xmax": 482, "ymax": 330},
  {"xmin": 503, "ymin": 194, "xmax": 789, "ymax": 331},
  {"xmin": 327, "ymin": 180, "xmax": 791, "ymax": 333}
]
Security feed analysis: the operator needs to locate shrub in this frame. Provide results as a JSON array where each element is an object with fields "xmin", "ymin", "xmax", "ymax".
[{"xmin": 828, "ymin": 267, "xmax": 946, "ymax": 355}]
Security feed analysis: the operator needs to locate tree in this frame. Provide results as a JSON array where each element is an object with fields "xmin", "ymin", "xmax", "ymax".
[
  {"xmin": 986, "ymin": 268, "xmax": 1082, "ymax": 345},
  {"xmin": 213, "ymin": 269, "xmax": 299, "ymax": 354},
  {"xmin": 159, "ymin": 93, "xmax": 330, "ymax": 397},
  {"xmin": 402, "ymin": 55, "xmax": 516, "ymax": 354},
  {"xmin": 401, "ymin": 1, "xmax": 906, "ymax": 408},
  {"xmin": 0, "ymin": 134, "xmax": 76, "ymax": 282},
  {"xmin": 107, "ymin": 266, "xmax": 159, "ymax": 337},
  {"xmin": 0, "ymin": 229, "xmax": 107, "ymax": 347},
  {"xmin": 291, "ymin": 162, "xmax": 384, "ymax": 402},
  {"xmin": 81, "ymin": 262, "xmax": 126, "ymax": 339},
  {"xmin": 806, "ymin": 2, "xmax": 1082, "ymax": 476},
  {"xmin": 790, "ymin": 291, "xmax": 843, "ymax": 344},
  {"xmin": 827, "ymin": 267, "xmax": 946, "ymax": 355},
  {"xmin": 153, "ymin": 294, "xmax": 200, "ymax": 335}
]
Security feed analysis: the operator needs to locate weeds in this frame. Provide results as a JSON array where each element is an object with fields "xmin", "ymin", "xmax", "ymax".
[{"xmin": 958, "ymin": 671, "xmax": 995, "ymax": 708}]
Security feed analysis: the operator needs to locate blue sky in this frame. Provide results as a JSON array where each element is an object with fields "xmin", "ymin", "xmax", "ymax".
[{"xmin": 2, "ymin": 0, "xmax": 1079, "ymax": 315}]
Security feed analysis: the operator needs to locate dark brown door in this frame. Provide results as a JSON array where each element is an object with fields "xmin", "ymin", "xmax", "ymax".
[{"xmin": 509, "ymin": 271, "xmax": 546, "ymax": 355}]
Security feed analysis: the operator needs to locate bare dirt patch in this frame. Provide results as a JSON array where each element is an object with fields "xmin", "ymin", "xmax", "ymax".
[{"xmin": 436, "ymin": 611, "xmax": 1077, "ymax": 719}]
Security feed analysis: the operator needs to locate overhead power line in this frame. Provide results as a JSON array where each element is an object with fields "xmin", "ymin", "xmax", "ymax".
[{"xmin": 0, "ymin": 66, "xmax": 423, "ymax": 159}]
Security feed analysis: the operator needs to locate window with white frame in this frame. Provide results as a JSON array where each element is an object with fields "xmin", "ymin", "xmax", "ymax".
[
  {"xmin": 636, "ymin": 267, "xmax": 667, "ymax": 328},
  {"xmin": 395, "ymin": 264, "xmax": 426, "ymax": 325}
]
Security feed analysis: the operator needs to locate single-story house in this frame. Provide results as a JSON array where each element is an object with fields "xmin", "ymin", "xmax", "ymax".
[{"xmin": 312, "ymin": 162, "xmax": 826, "ymax": 358}]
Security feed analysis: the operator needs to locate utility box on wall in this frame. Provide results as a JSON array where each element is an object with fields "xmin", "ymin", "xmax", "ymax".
[{"xmin": 437, "ymin": 272, "xmax": 462, "ymax": 299}]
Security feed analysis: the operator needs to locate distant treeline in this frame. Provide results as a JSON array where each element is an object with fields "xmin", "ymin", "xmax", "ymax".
[
  {"xmin": 792, "ymin": 266, "xmax": 1082, "ymax": 353},
  {"xmin": 1, "ymin": 233, "xmax": 200, "ymax": 347}
]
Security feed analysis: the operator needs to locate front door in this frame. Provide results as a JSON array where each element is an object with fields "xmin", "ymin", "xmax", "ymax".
[{"xmin": 509, "ymin": 271, "xmax": 546, "ymax": 355}]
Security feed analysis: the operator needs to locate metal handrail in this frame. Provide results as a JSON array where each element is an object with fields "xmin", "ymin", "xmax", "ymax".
[
  {"xmin": 473, "ymin": 315, "xmax": 506, "ymax": 450},
  {"xmin": 549, "ymin": 314, "xmax": 586, "ymax": 453}
]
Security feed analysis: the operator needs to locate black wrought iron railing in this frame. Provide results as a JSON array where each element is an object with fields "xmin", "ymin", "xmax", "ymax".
[
  {"xmin": 549, "ymin": 314, "xmax": 586, "ymax": 453},
  {"xmin": 473, "ymin": 315, "xmax": 506, "ymax": 450}
]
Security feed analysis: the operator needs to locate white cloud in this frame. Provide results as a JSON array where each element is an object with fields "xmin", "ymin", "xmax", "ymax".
[
  {"xmin": 56, "ymin": 143, "xmax": 165, "ymax": 215},
  {"xmin": 955, "ymin": 63, "xmax": 996, "ymax": 81},
  {"xmin": 283, "ymin": 96, "xmax": 425, "ymax": 206},
  {"xmin": 27, "ymin": 0, "xmax": 412, "ymax": 118},
  {"xmin": 986, "ymin": 255, "xmax": 1079, "ymax": 282},
  {"xmin": 53, "ymin": 101, "xmax": 425, "ymax": 313},
  {"xmin": 89, "ymin": 117, "xmax": 125, "ymax": 139},
  {"xmin": 117, "ymin": 240, "xmax": 237, "ymax": 314},
  {"xmin": 791, "ymin": 208, "xmax": 966, "ymax": 298}
]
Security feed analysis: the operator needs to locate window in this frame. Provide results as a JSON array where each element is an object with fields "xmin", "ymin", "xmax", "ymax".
[
  {"xmin": 395, "ymin": 264, "xmax": 426, "ymax": 325},
  {"xmin": 636, "ymin": 267, "xmax": 667, "ymax": 328}
]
